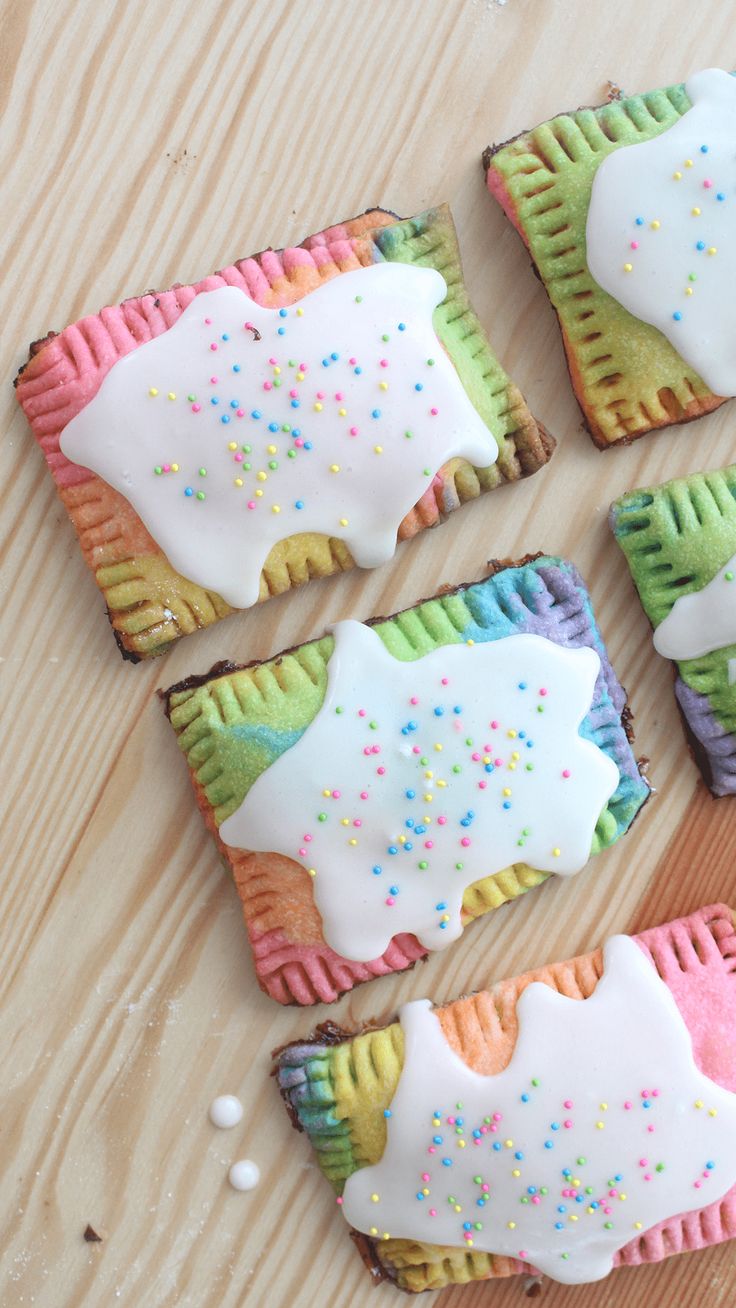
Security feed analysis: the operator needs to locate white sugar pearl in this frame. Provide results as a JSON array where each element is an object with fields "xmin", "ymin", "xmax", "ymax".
[
  {"xmin": 228, "ymin": 1159, "xmax": 260, "ymax": 1192},
  {"xmin": 209, "ymin": 1095, "xmax": 243, "ymax": 1129}
]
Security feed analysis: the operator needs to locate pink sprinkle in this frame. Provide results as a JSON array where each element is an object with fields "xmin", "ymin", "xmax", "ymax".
[
  {"xmin": 430, "ymin": 407, "xmax": 438, "ymax": 416},
  {"xmin": 335, "ymin": 392, "xmax": 344, "ymax": 401},
  {"xmin": 204, "ymin": 317, "xmax": 212, "ymax": 325},
  {"xmin": 531, "ymin": 1195, "xmax": 541, "ymax": 1206},
  {"xmin": 299, "ymin": 363, "xmax": 307, "ymax": 371},
  {"xmin": 410, "ymin": 696, "xmax": 419, "ymax": 705},
  {"xmin": 448, "ymin": 1116, "xmax": 456, "ymax": 1126},
  {"xmin": 235, "ymin": 452, "xmax": 244, "ymax": 462},
  {"xmin": 437, "ymin": 816, "xmax": 447, "ymax": 826},
  {"xmin": 478, "ymin": 781, "xmax": 487, "ymax": 789},
  {"xmin": 243, "ymin": 322, "xmax": 253, "ymax": 331},
  {"xmin": 489, "ymin": 1123, "xmax": 498, "ymax": 1132},
  {"xmin": 332, "ymin": 790, "xmax": 341, "ymax": 799},
  {"xmin": 429, "ymin": 1208, "xmax": 437, "ymax": 1217},
  {"xmin": 192, "ymin": 403, "xmax": 201, "ymax": 412},
  {"xmin": 350, "ymin": 427, "xmax": 359, "ymax": 436},
  {"xmin": 563, "ymin": 1100, "xmax": 573, "ymax": 1109},
  {"xmin": 263, "ymin": 381, "xmax": 273, "ymax": 391},
  {"xmin": 641, "ymin": 1090, "xmax": 649, "ymax": 1098},
  {"xmin": 652, "ymin": 1089, "xmax": 660, "ymax": 1097},
  {"xmin": 336, "ymin": 1196, "xmax": 343, "ymax": 1205},
  {"xmin": 377, "ymin": 766, "xmax": 385, "ymax": 775},
  {"xmin": 564, "ymin": 1120, "xmax": 573, "ymax": 1129},
  {"xmin": 363, "ymin": 746, "xmax": 372, "ymax": 756},
  {"xmin": 358, "ymin": 709, "xmax": 366, "ymax": 717},
  {"xmin": 236, "ymin": 408, "xmax": 245, "ymax": 417},
  {"xmin": 299, "ymin": 847, "xmax": 307, "ymax": 857},
  {"xmin": 539, "ymin": 688, "xmax": 548, "ymax": 697},
  {"xmin": 647, "ymin": 1125, "xmax": 655, "ymax": 1133},
  {"xmin": 210, "ymin": 343, "xmax": 218, "ymax": 351},
  {"xmin": 562, "ymin": 769, "xmax": 571, "ymax": 779},
  {"xmin": 348, "ymin": 357, "xmax": 357, "ymax": 365},
  {"xmin": 695, "ymin": 1180, "xmax": 702, "ymax": 1189},
  {"xmin": 380, "ymin": 359, "xmax": 388, "ymax": 368},
  {"xmin": 441, "ymin": 677, "xmax": 449, "ymax": 685},
  {"xmin": 385, "ymin": 897, "xmax": 395, "ymax": 906},
  {"xmin": 518, "ymin": 1251, "xmax": 528, "ymax": 1261},
  {"xmin": 494, "ymin": 758, "xmax": 503, "ymax": 768},
  {"xmin": 472, "ymin": 752, "xmax": 481, "ymax": 762},
  {"xmin": 317, "ymin": 391, "xmax": 325, "ymax": 400},
  {"xmin": 639, "ymin": 1159, "xmax": 648, "ymax": 1168},
  {"xmin": 481, "ymin": 1184, "xmax": 489, "ymax": 1193},
  {"xmin": 624, "ymin": 1101, "xmax": 633, "ymax": 1110},
  {"xmin": 371, "ymin": 745, "xmax": 380, "ymax": 754},
  {"xmin": 268, "ymin": 356, "xmax": 277, "ymax": 365},
  {"xmin": 422, "ymin": 1173, "xmax": 430, "ymax": 1183},
  {"xmin": 428, "ymin": 1146, "xmax": 436, "ymax": 1155},
  {"xmin": 289, "ymin": 389, "xmax": 298, "ymax": 398},
  {"xmin": 412, "ymin": 745, "xmax": 421, "ymax": 754},
  {"xmin": 461, "ymin": 837, "xmax": 471, "ymax": 847},
  {"xmin": 424, "ymin": 840, "xmax": 434, "ymax": 850},
  {"xmin": 608, "ymin": 1189, "xmax": 618, "ymax": 1198},
  {"xmin": 295, "ymin": 437, "xmax": 304, "ymax": 447},
  {"xmin": 210, "ymin": 375, "xmax": 218, "ymax": 384},
  {"xmin": 304, "ymin": 834, "xmax": 312, "ymax": 843},
  {"xmin": 493, "ymin": 1113, "xmax": 502, "ymax": 1122},
  {"xmin": 630, "ymin": 240, "xmax": 639, "ymax": 249},
  {"xmin": 360, "ymin": 792, "xmax": 368, "ymax": 800},
  {"xmin": 704, "ymin": 178, "xmax": 713, "ymax": 188},
  {"xmin": 490, "ymin": 720, "xmax": 499, "ymax": 730},
  {"xmin": 247, "ymin": 501, "xmax": 256, "ymax": 509},
  {"xmin": 163, "ymin": 464, "xmax": 171, "ymax": 473},
  {"xmin": 353, "ymin": 819, "xmax": 361, "ymax": 828}
]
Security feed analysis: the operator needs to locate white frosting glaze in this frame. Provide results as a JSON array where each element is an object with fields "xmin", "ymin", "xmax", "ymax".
[
  {"xmin": 59, "ymin": 265, "xmax": 498, "ymax": 608},
  {"xmin": 219, "ymin": 621, "xmax": 619, "ymax": 963},
  {"xmin": 228, "ymin": 1159, "xmax": 260, "ymax": 1192},
  {"xmin": 341, "ymin": 936, "xmax": 736, "ymax": 1285},
  {"xmin": 209, "ymin": 1095, "xmax": 243, "ymax": 1129},
  {"xmin": 586, "ymin": 69, "xmax": 736, "ymax": 396},
  {"xmin": 652, "ymin": 551, "xmax": 736, "ymax": 659}
]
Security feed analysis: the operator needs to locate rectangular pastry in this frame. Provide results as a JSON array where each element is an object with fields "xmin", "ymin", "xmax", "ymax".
[
  {"xmin": 14, "ymin": 204, "xmax": 553, "ymax": 660},
  {"xmin": 276, "ymin": 902, "xmax": 736, "ymax": 1290},
  {"xmin": 484, "ymin": 68, "xmax": 734, "ymax": 447},
  {"xmin": 611, "ymin": 462, "xmax": 736, "ymax": 796},
  {"xmin": 163, "ymin": 555, "xmax": 649, "ymax": 1005}
]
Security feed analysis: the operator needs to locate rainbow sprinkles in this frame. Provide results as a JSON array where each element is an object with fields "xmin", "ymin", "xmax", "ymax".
[{"xmin": 60, "ymin": 263, "xmax": 498, "ymax": 609}]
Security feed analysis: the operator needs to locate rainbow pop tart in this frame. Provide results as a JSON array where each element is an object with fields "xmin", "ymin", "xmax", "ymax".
[
  {"xmin": 163, "ymin": 556, "xmax": 649, "ymax": 1005},
  {"xmin": 484, "ymin": 69, "xmax": 736, "ymax": 447},
  {"xmin": 612, "ymin": 462, "xmax": 736, "ymax": 795},
  {"xmin": 14, "ymin": 205, "xmax": 553, "ymax": 659},
  {"xmin": 277, "ymin": 903, "xmax": 736, "ymax": 1290}
]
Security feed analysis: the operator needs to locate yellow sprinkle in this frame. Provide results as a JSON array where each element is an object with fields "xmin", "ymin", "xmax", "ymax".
[
  {"xmin": 483, "ymin": 755, "xmax": 491, "ymax": 765},
  {"xmin": 685, "ymin": 287, "xmax": 694, "ymax": 296},
  {"xmin": 673, "ymin": 170, "xmax": 682, "ymax": 180},
  {"xmin": 454, "ymin": 1204, "xmax": 461, "ymax": 1213},
  {"xmin": 339, "ymin": 516, "xmax": 349, "ymax": 527},
  {"xmin": 272, "ymin": 504, "xmax": 281, "ymax": 514},
  {"xmin": 148, "ymin": 387, "xmax": 158, "ymax": 397},
  {"xmin": 371, "ymin": 1193, "xmax": 379, "ymax": 1203},
  {"xmin": 330, "ymin": 463, "xmax": 340, "ymax": 473},
  {"xmin": 398, "ymin": 834, "xmax": 406, "ymax": 843},
  {"xmin": 423, "ymin": 815, "xmax": 431, "ymax": 824},
  {"xmin": 552, "ymin": 847, "xmax": 561, "ymax": 857},
  {"xmin": 504, "ymin": 1139, "xmax": 513, "ymax": 1148},
  {"xmin": 382, "ymin": 1233, "xmax": 390, "ymax": 1241},
  {"xmin": 339, "ymin": 406, "xmax": 347, "ymax": 415},
  {"xmin": 323, "ymin": 789, "xmax": 331, "ymax": 797},
  {"xmin": 569, "ymin": 1214, "xmax": 578, "ymax": 1223},
  {"xmin": 512, "ymin": 1169, "xmax": 521, "ymax": 1178},
  {"xmin": 234, "ymin": 477, "xmax": 243, "ymax": 487},
  {"xmin": 341, "ymin": 818, "xmax": 349, "ymax": 827},
  {"xmin": 257, "ymin": 471, "xmax": 267, "ymax": 482},
  {"xmin": 623, "ymin": 262, "xmax": 633, "ymax": 272},
  {"xmin": 422, "ymin": 1188, "xmax": 429, "ymax": 1197},
  {"xmin": 466, "ymin": 639, "xmax": 475, "ymax": 646},
  {"xmin": 650, "ymin": 220, "xmax": 660, "ymax": 230},
  {"xmin": 507, "ymin": 729, "xmax": 517, "ymax": 739},
  {"xmin": 508, "ymin": 763, "xmax": 516, "ymax": 772},
  {"xmin": 691, "ymin": 206, "xmax": 701, "ymax": 216},
  {"xmin": 596, "ymin": 1122, "xmax": 604, "ymax": 1130},
  {"xmin": 434, "ymin": 743, "xmax": 442, "ymax": 752},
  {"xmin": 695, "ymin": 1099, "xmax": 704, "ymax": 1109},
  {"xmin": 273, "ymin": 366, "xmax": 281, "ymax": 375},
  {"xmin": 314, "ymin": 402, "xmax": 323, "ymax": 412},
  {"xmin": 512, "ymin": 751, "xmax": 520, "ymax": 761},
  {"xmin": 573, "ymin": 1179, "xmax": 581, "ymax": 1188},
  {"xmin": 587, "ymin": 1206, "xmax": 595, "ymax": 1214},
  {"xmin": 348, "ymin": 838, "xmax": 357, "ymax": 846},
  {"xmin": 709, "ymin": 1108, "xmax": 718, "ymax": 1117},
  {"xmin": 167, "ymin": 391, "xmax": 176, "ymax": 400},
  {"xmin": 379, "ymin": 381, "xmax": 388, "ymax": 391},
  {"xmin": 502, "ymin": 787, "xmax": 512, "ymax": 797},
  {"xmin": 296, "ymin": 307, "xmax": 304, "ymax": 317},
  {"xmin": 634, "ymin": 1221, "xmax": 643, "ymax": 1230},
  {"xmin": 437, "ymin": 779, "xmax": 446, "ymax": 788},
  {"xmin": 466, "ymin": 1238, "xmax": 473, "ymax": 1246},
  {"xmin": 425, "ymin": 771, "xmax": 434, "ymax": 780},
  {"xmin": 424, "ymin": 794, "xmax": 433, "ymax": 803},
  {"xmin": 441, "ymin": 913, "xmax": 450, "ymax": 922},
  {"xmin": 685, "ymin": 158, "xmax": 694, "ymax": 167},
  {"xmin": 458, "ymin": 1140, "xmax": 466, "ymax": 1149},
  {"xmin": 267, "ymin": 443, "xmax": 277, "ymax": 454},
  {"xmin": 374, "ymin": 445, "xmax": 383, "ymax": 454},
  {"xmin": 308, "ymin": 868, "xmax": 316, "ymax": 877},
  {"xmin": 171, "ymin": 463, "xmax": 179, "ymax": 473},
  {"xmin": 296, "ymin": 371, "xmax": 305, "ymax": 381},
  {"xmin": 708, "ymin": 246, "xmax": 717, "ymax": 255},
  {"xmin": 370, "ymin": 1227, "xmax": 378, "ymax": 1236},
  {"xmin": 600, "ymin": 1102, "xmax": 608, "ymax": 1111},
  {"xmin": 228, "ymin": 441, "xmax": 238, "ymax": 451},
  {"xmin": 507, "ymin": 1221, "xmax": 516, "ymax": 1230},
  {"xmin": 619, "ymin": 1193, "xmax": 627, "ymax": 1201},
  {"xmin": 255, "ymin": 489, "xmax": 263, "ymax": 497}
]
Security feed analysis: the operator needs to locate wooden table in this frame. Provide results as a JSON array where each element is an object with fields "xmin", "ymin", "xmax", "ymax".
[{"xmin": 2, "ymin": 1, "xmax": 735, "ymax": 1304}]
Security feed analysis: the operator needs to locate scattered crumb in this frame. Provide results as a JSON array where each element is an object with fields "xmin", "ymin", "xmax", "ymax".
[
  {"xmin": 83, "ymin": 1224, "xmax": 103, "ymax": 1243},
  {"xmin": 524, "ymin": 1275, "xmax": 543, "ymax": 1297},
  {"xmin": 605, "ymin": 80, "xmax": 624, "ymax": 102}
]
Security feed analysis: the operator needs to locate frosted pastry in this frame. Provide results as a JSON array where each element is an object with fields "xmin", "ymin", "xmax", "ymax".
[
  {"xmin": 484, "ymin": 69, "xmax": 735, "ymax": 447},
  {"xmin": 277, "ymin": 903, "xmax": 736, "ymax": 1289},
  {"xmin": 612, "ymin": 462, "xmax": 736, "ymax": 795},
  {"xmin": 14, "ymin": 205, "xmax": 553, "ymax": 659},
  {"xmin": 163, "ymin": 555, "xmax": 649, "ymax": 1005}
]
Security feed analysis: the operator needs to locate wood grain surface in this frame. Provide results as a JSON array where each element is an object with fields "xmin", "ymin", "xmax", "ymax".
[{"xmin": 1, "ymin": 2, "xmax": 735, "ymax": 1305}]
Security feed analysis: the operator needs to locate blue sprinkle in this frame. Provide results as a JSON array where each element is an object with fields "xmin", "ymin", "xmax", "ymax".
[
  {"xmin": 268, "ymin": 421, "xmax": 279, "ymax": 432},
  {"xmin": 221, "ymin": 413, "xmax": 230, "ymax": 423},
  {"xmin": 371, "ymin": 408, "xmax": 381, "ymax": 418},
  {"xmin": 521, "ymin": 1092, "xmax": 530, "ymax": 1102},
  {"xmin": 526, "ymin": 740, "xmax": 534, "ymax": 748},
  {"xmin": 233, "ymin": 364, "xmax": 241, "ymax": 372},
  {"xmin": 696, "ymin": 240, "xmax": 706, "ymax": 250},
  {"xmin": 551, "ymin": 1122, "xmax": 560, "ymax": 1131},
  {"xmin": 291, "ymin": 400, "xmax": 300, "ymax": 408},
  {"xmin": 398, "ymin": 322, "xmax": 406, "ymax": 331},
  {"xmin": 515, "ymin": 1151, "xmax": 524, "ymax": 1161},
  {"xmin": 251, "ymin": 409, "xmax": 261, "ymax": 419},
  {"xmin": 591, "ymin": 1201, "xmax": 599, "ymax": 1210},
  {"xmin": 518, "ymin": 730, "xmax": 526, "ymax": 739},
  {"xmin": 477, "ymin": 1198, "xmax": 486, "ymax": 1207},
  {"xmin": 463, "ymin": 1222, "xmax": 471, "ymax": 1231},
  {"xmin": 485, "ymin": 763, "xmax": 494, "ymax": 773},
  {"xmin": 557, "ymin": 1205, "xmax": 567, "ymax": 1214},
  {"xmin": 717, "ymin": 192, "xmax": 726, "ymax": 201},
  {"xmin": 408, "ymin": 720, "xmax": 417, "ymax": 730},
  {"xmin": 279, "ymin": 308, "xmax": 287, "ymax": 317},
  {"xmin": 405, "ymin": 818, "xmax": 415, "ymax": 828},
  {"xmin": 389, "ymin": 885, "xmax": 399, "ymax": 895},
  {"xmin": 416, "ymin": 1192, "xmax": 424, "ymax": 1200},
  {"xmin": 545, "ymin": 1141, "xmax": 554, "ymax": 1150},
  {"xmin": 388, "ymin": 846, "xmax": 398, "ymax": 855},
  {"xmin": 277, "ymin": 326, "xmax": 285, "ymax": 335},
  {"xmin": 453, "ymin": 705, "xmax": 462, "ymax": 714},
  {"xmin": 405, "ymin": 789, "xmax": 416, "ymax": 799},
  {"xmin": 555, "ymin": 1222, "xmax": 564, "ymax": 1230},
  {"xmin": 673, "ymin": 311, "xmax": 683, "ymax": 321},
  {"xmin": 304, "ymin": 440, "xmax": 313, "ymax": 450},
  {"xmin": 372, "ymin": 865, "xmax": 382, "ymax": 875},
  {"xmin": 292, "ymin": 428, "xmax": 301, "ymax": 437},
  {"xmin": 461, "ymin": 818, "xmax": 470, "ymax": 828},
  {"xmin": 518, "ymin": 681, "xmax": 527, "ymax": 690},
  {"xmin": 439, "ymin": 921, "xmax": 448, "ymax": 930},
  {"xmin": 527, "ymin": 1186, "xmax": 536, "ymax": 1195},
  {"xmin": 184, "ymin": 487, "xmax": 193, "ymax": 496},
  {"xmin": 473, "ymin": 1129, "xmax": 481, "ymax": 1139},
  {"xmin": 415, "ymin": 382, "xmax": 423, "ymax": 391},
  {"xmin": 493, "ymin": 1142, "xmax": 502, "ymax": 1152},
  {"xmin": 415, "ymin": 825, "xmax": 426, "ymax": 835},
  {"xmin": 330, "ymin": 352, "xmax": 338, "ymax": 361},
  {"xmin": 614, "ymin": 1175, "xmax": 622, "ymax": 1183},
  {"xmin": 354, "ymin": 366, "xmax": 362, "ymax": 375},
  {"xmin": 642, "ymin": 1099, "xmax": 651, "ymax": 1108},
  {"xmin": 434, "ymin": 706, "xmax": 444, "ymax": 717},
  {"xmin": 222, "ymin": 332, "xmax": 230, "ymax": 340},
  {"xmin": 503, "ymin": 801, "xmax": 511, "ymax": 810},
  {"xmin": 404, "ymin": 842, "xmax": 413, "ymax": 852},
  {"xmin": 635, "ymin": 216, "xmax": 644, "ymax": 225},
  {"xmin": 575, "ymin": 1194, "xmax": 585, "ymax": 1204},
  {"xmin": 230, "ymin": 399, "xmax": 239, "ymax": 409},
  {"xmin": 442, "ymin": 1158, "xmax": 452, "ymax": 1167},
  {"xmin": 210, "ymin": 396, "xmax": 219, "ymax": 405},
  {"xmin": 295, "ymin": 500, "xmax": 304, "ymax": 510},
  {"xmin": 322, "ymin": 358, "xmax": 330, "ymax": 367},
  {"xmin": 383, "ymin": 1109, "xmax": 392, "ymax": 1118},
  {"xmin": 467, "ymin": 810, "xmax": 475, "ymax": 819},
  {"xmin": 706, "ymin": 1161, "xmax": 715, "ymax": 1169},
  {"xmin": 701, "ymin": 143, "xmax": 709, "ymax": 152},
  {"xmin": 436, "ymin": 901, "xmax": 447, "ymax": 911}
]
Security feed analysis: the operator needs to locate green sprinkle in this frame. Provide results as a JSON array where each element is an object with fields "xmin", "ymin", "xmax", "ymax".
[
  {"xmin": 243, "ymin": 462, "xmax": 251, "ymax": 472},
  {"xmin": 381, "ymin": 333, "xmax": 389, "ymax": 341},
  {"xmin": 268, "ymin": 460, "xmax": 278, "ymax": 470},
  {"xmin": 287, "ymin": 449, "xmax": 297, "ymax": 459},
  {"xmin": 604, "ymin": 1221, "xmax": 613, "ymax": 1230},
  {"xmin": 187, "ymin": 393, "xmax": 195, "ymax": 402},
  {"xmin": 282, "ymin": 423, "xmax": 291, "ymax": 433},
  {"xmin": 537, "ymin": 705, "xmax": 545, "ymax": 714},
  {"xmin": 318, "ymin": 812, "xmax": 327, "ymax": 822},
  {"xmin": 531, "ymin": 1078, "xmax": 540, "ymax": 1087},
  {"xmin": 427, "ymin": 358, "xmax": 435, "ymax": 366},
  {"xmin": 726, "ymin": 571, "xmax": 734, "ymax": 582},
  {"xmin": 335, "ymin": 706, "xmax": 344, "ymax": 714},
  {"xmin": 198, "ymin": 467, "xmax": 207, "ymax": 477},
  {"xmin": 455, "ymin": 862, "xmax": 464, "ymax": 871},
  {"xmin": 242, "ymin": 444, "xmax": 252, "ymax": 453},
  {"xmin": 473, "ymin": 1176, "xmax": 482, "ymax": 1185},
  {"xmin": 418, "ymin": 860, "xmax": 428, "ymax": 870},
  {"xmin": 196, "ymin": 490, "xmax": 206, "ymax": 501},
  {"xmin": 355, "ymin": 295, "xmax": 363, "ymax": 303},
  {"xmin": 452, "ymin": 765, "xmax": 461, "ymax": 774},
  {"xmin": 404, "ymin": 429, "xmax": 413, "ymax": 439},
  {"xmin": 369, "ymin": 720, "xmax": 378, "ymax": 730},
  {"xmin": 154, "ymin": 465, "xmax": 163, "ymax": 475},
  {"xmin": 423, "ymin": 467, "xmax": 431, "ymax": 476},
  {"xmin": 577, "ymin": 1157, "xmax": 586, "ymax": 1166}
]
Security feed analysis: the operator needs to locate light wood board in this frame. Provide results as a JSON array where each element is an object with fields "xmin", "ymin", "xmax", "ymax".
[{"xmin": 1, "ymin": 1, "xmax": 735, "ymax": 1305}]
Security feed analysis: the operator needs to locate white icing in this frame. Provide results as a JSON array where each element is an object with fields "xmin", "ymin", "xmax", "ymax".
[
  {"xmin": 228, "ymin": 1159, "xmax": 260, "ymax": 1192},
  {"xmin": 209, "ymin": 1095, "xmax": 243, "ymax": 1129},
  {"xmin": 652, "ymin": 551, "xmax": 736, "ymax": 659},
  {"xmin": 219, "ymin": 621, "xmax": 619, "ymax": 963},
  {"xmin": 341, "ymin": 936, "xmax": 736, "ymax": 1285},
  {"xmin": 59, "ymin": 265, "xmax": 498, "ymax": 609},
  {"xmin": 586, "ymin": 69, "xmax": 736, "ymax": 396}
]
